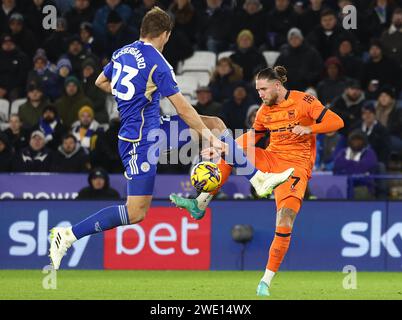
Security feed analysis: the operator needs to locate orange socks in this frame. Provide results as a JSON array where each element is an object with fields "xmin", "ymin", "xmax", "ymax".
[{"xmin": 266, "ymin": 226, "xmax": 292, "ymax": 272}]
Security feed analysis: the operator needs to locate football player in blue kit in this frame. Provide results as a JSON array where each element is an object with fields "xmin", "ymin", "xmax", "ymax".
[{"xmin": 49, "ymin": 7, "xmax": 293, "ymax": 270}]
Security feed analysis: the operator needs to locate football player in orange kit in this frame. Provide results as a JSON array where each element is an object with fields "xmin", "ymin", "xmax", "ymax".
[{"xmin": 171, "ymin": 66, "xmax": 344, "ymax": 296}]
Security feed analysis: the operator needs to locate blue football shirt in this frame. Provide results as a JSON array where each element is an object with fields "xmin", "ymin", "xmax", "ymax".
[{"xmin": 103, "ymin": 40, "xmax": 179, "ymax": 143}]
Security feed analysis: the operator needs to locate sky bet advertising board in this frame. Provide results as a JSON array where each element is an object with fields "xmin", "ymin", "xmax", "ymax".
[{"xmin": 0, "ymin": 200, "xmax": 401, "ymax": 271}]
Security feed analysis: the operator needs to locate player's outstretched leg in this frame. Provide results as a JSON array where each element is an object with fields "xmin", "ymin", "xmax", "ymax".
[
  {"xmin": 49, "ymin": 195, "xmax": 151, "ymax": 269},
  {"xmin": 257, "ymin": 201, "xmax": 299, "ymax": 297}
]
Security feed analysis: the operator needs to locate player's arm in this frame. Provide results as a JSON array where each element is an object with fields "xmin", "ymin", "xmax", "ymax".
[
  {"xmin": 95, "ymin": 72, "xmax": 112, "ymax": 93},
  {"xmin": 292, "ymin": 97, "xmax": 344, "ymax": 136},
  {"xmin": 95, "ymin": 60, "xmax": 114, "ymax": 94},
  {"xmin": 168, "ymin": 92, "xmax": 227, "ymax": 153}
]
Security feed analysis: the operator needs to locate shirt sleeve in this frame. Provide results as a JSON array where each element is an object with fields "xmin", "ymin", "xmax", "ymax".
[
  {"xmin": 304, "ymin": 96, "xmax": 344, "ymax": 133},
  {"xmin": 305, "ymin": 95, "xmax": 327, "ymax": 121},
  {"xmin": 103, "ymin": 61, "xmax": 113, "ymax": 81},
  {"xmin": 154, "ymin": 65, "xmax": 179, "ymax": 98}
]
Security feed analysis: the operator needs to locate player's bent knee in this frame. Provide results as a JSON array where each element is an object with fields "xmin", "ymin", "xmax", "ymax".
[
  {"xmin": 126, "ymin": 206, "xmax": 147, "ymax": 224},
  {"xmin": 125, "ymin": 195, "xmax": 152, "ymax": 224}
]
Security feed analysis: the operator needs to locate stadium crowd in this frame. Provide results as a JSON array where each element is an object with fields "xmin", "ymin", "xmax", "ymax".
[{"xmin": 1, "ymin": 0, "xmax": 402, "ymax": 199}]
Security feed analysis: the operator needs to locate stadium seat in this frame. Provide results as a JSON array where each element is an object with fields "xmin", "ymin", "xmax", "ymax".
[
  {"xmin": 217, "ymin": 51, "xmax": 234, "ymax": 61},
  {"xmin": 181, "ymin": 51, "xmax": 217, "ymax": 74},
  {"xmin": 159, "ymin": 97, "xmax": 177, "ymax": 116},
  {"xmin": 105, "ymin": 95, "xmax": 118, "ymax": 120},
  {"xmin": 180, "ymin": 71, "xmax": 211, "ymax": 87},
  {"xmin": 175, "ymin": 75, "xmax": 198, "ymax": 100},
  {"xmin": 10, "ymin": 98, "xmax": 27, "ymax": 115},
  {"xmin": 0, "ymin": 98, "xmax": 10, "ymax": 121},
  {"xmin": 263, "ymin": 51, "xmax": 280, "ymax": 67}
]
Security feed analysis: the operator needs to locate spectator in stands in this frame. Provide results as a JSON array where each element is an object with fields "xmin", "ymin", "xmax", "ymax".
[
  {"xmin": 27, "ymin": 49, "xmax": 60, "ymax": 101},
  {"xmin": 365, "ymin": 0, "xmax": 397, "ymax": 40},
  {"xmin": 32, "ymin": 105, "xmax": 66, "ymax": 151},
  {"xmin": 299, "ymin": 0, "xmax": 325, "ymax": 36},
  {"xmin": 375, "ymin": 85, "xmax": 402, "ymax": 152},
  {"xmin": 275, "ymin": 27, "xmax": 323, "ymax": 91},
  {"xmin": 316, "ymin": 131, "xmax": 343, "ymax": 171},
  {"xmin": 12, "ymin": 130, "xmax": 53, "ymax": 172},
  {"xmin": 381, "ymin": 7, "xmax": 402, "ymax": 68},
  {"xmin": 56, "ymin": 57, "xmax": 72, "ymax": 83},
  {"xmin": 209, "ymin": 57, "xmax": 243, "ymax": 103},
  {"xmin": 91, "ymin": 114, "xmax": 123, "ymax": 173},
  {"xmin": 264, "ymin": 0, "xmax": 300, "ymax": 50},
  {"xmin": 168, "ymin": 0, "xmax": 197, "ymax": 44},
  {"xmin": 63, "ymin": 0, "xmax": 95, "ymax": 35},
  {"xmin": 62, "ymin": 35, "xmax": 99, "ymax": 78},
  {"xmin": 43, "ymin": 17, "xmax": 71, "ymax": 63},
  {"xmin": 306, "ymin": 8, "xmax": 357, "ymax": 60},
  {"xmin": 230, "ymin": 30, "xmax": 267, "ymax": 82},
  {"xmin": 360, "ymin": 39, "xmax": 401, "ymax": 99},
  {"xmin": 234, "ymin": 0, "xmax": 265, "ymax": 48},
  {"xmin": 81, "ymin": 58, "xmax": 108, "ymax": 123},
  {"xmin": 79, "ymin": 22, "xmax": 104, "ymax": 59},
  {"xmin": 194, "ymin": 86, "xmax": 223, "ymax": 117},
  {"xmin": 18, "ymin": 82, "xmax": 49, "ymax": 130},
  {"xmin": 104, "ymin": 10, "xmax": 139, "ymax": 59},
  {"xmin": 336, "ymin": 39, "xmax": 363, "ymax": 80},
  {"xmin": 333, "ymin": 129, "xmax": 379, "ymax": 199},
  {"xmin": 131, "ymin": 0, "xmax": 163, "ymax": 30},
  {"xmin": 163, "ymin": 25, "xmax": 194, "ymax": 72},
  {"xmin": 331, "ymin": 79, "xmax": 366, "ymax": 135},
  {"xmin": 0, "ymin": 34, "xmax": 30, "ymax": 100},
  {"xmin": 52, "ymin": 133, "xmax": 90, "ymax": 172},
  {"xmin": 3, "ymin": 114, "xmax": 28, "ymax": 153},
  {"xmin": 71, "ymin": 106, "xmax": 102, "ymax": 152},
  {"xmin": 196, "ymin": 0, "xmax": 234, "ymax": 53},
  {"xmin": 355, "ymin": 102, "xmax": 391, "ymax": 164},
  {"xmin": 316, "ymin": 56, "xmax": 349, "ymax": 106},
  {"xmin": 0, "ymin": 132, "xmax": 13, "ymax": 172},
  {"xmin": 222, "ymin": 83, "xmax": 254, "ymax": 133},
  {"xmin": 55, "ymin": 76, "xmax": 93, "ymax": 128},
  {"xmin": 92, "ymin": 0, "xmax": 133, "ymax": 40},
  {"xmin": 23, "ymin": 0, "xmax": 53, "ymax": 44},
  {"xmin": 77, "ymin": 167, "xmax": 120, "ymax": 199},
  {"xmin": 0, "ymin": 0, "xmax": 19, "ymax": 35},
  {"xmin": 7, "ymin": 12, "xmax": 37, "ymax": 57}
]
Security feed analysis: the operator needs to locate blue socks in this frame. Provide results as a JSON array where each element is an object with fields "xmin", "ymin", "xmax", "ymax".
[
  {"xmin": 219, "ymin": 129, "xmax": 258, "ymax": 180},
  {"xmin": 72, "ymin": 205, "xmax": 130, "ymax": 240}
]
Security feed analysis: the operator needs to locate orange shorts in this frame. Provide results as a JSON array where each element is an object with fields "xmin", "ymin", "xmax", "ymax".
[{"xmin": 252, "ymin": 148, "xmax": 310, "ymax": 213}]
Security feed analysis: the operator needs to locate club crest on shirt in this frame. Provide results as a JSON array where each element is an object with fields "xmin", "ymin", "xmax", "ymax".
[{"xmin": 288, "ymin": 110, "xmax": 296, "ymax": 119}]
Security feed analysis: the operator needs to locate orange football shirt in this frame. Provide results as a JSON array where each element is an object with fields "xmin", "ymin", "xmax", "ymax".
[{"xmin": 253, "ymin": 90, "xmax": 326, "ymax": 172}]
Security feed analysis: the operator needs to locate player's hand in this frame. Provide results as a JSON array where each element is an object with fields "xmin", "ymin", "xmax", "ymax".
[
  {"xmin": 200, "ymin": 147, "xmax": 220, "ymax": 159},
  {"xmin": 292, "ymin": 125, "xmax": 312, "ymax": 136},
  {"xmin": 211, "ymin": 137, "xmax": 228, "ymax": 155}
]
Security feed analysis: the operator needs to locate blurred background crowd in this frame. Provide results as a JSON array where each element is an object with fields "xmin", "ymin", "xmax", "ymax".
[{"xmin": 1, "ymin": 0, "xmax": 402, "ymax": 199}]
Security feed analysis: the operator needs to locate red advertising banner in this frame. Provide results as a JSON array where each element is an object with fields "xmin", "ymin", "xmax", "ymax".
[{"xmin": 104, "ymin": 207, "xmax": 211, "ymax": 270}]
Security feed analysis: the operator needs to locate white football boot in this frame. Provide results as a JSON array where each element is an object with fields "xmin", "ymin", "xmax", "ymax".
[
  {"xmin": 250, "ymin": 168, "xmax": 295, "ymax": 198},
  {"xmin": 49, "ymin": 227, "xmax": 77, "ymax": 270}
]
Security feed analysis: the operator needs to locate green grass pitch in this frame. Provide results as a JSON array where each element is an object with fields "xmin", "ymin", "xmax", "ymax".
[{"xmin": 1, "ymin": 270, "xmax": 402, "ymax": 300}]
